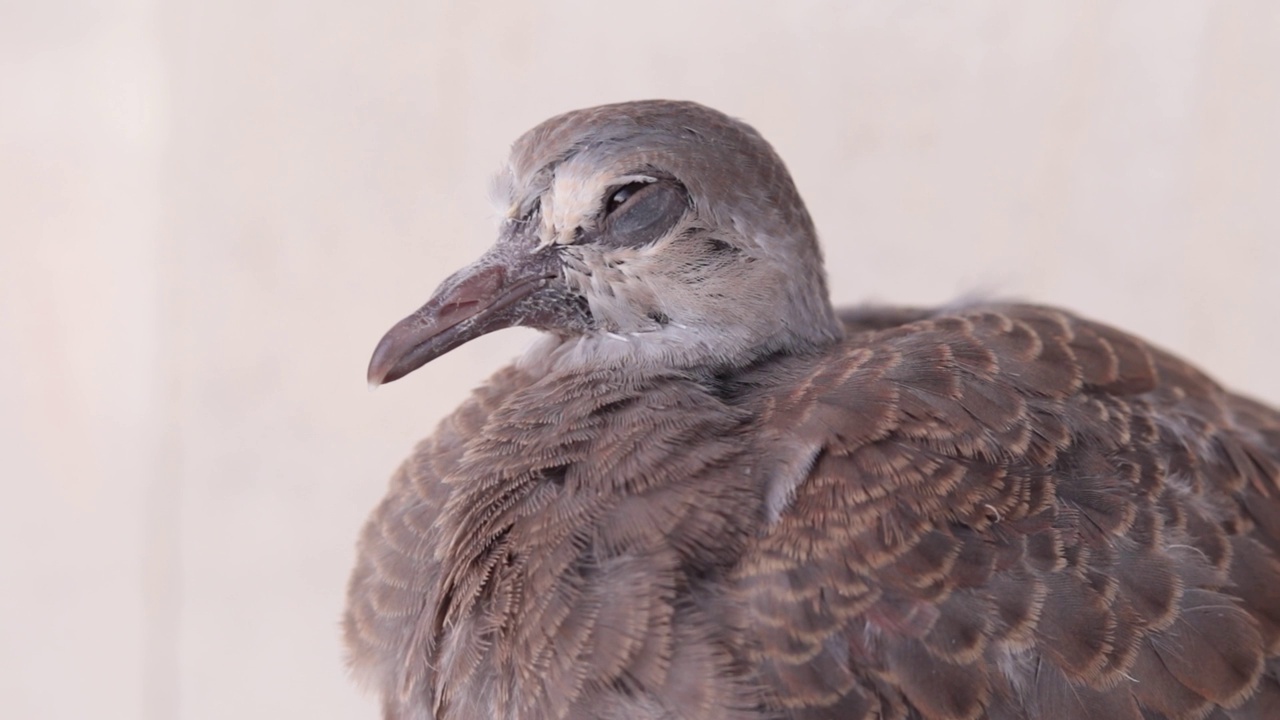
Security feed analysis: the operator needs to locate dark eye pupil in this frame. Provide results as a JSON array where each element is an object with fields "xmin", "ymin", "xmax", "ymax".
[{"xmin": 608, "ymin": 182, "xmax": 647, "ymax": 212}]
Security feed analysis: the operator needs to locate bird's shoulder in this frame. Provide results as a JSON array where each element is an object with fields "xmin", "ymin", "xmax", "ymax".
[
  {"xmin": 344, "ymin": 360, "xmax": 766, "ymax": 719},
  {"xmin": 733, "ymin": 302, "xmax": 1280, "ymax": 720},
  {"xmin": 342, "ymin": 363, "xmax": 534, "ymax": 705}
]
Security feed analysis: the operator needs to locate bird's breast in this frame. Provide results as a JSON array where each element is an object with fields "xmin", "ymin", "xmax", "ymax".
[{"xmin": 418, "ymin": 367, "xmax": 769, "ymax": 718}]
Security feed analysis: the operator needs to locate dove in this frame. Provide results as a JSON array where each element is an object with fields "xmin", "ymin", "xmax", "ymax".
[{"xmin": 344, "ymin": 100, "xmax": 1280, "ymax": 720}]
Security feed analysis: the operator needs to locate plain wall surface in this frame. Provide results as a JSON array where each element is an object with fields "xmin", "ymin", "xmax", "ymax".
[{"xmin": 2, "ymin": 2, "xmax": 1278, "ymax": 718}]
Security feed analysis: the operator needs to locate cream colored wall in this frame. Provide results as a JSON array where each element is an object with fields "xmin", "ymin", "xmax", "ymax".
[{"xmin": 1, "ymin": 1, "xmax": 1277, "ymax": 718}]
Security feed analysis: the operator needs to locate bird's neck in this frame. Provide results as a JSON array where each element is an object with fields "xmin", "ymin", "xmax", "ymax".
[{"xmin": 519, "ymin": 311, "xmax": 843, "ymax": 378}]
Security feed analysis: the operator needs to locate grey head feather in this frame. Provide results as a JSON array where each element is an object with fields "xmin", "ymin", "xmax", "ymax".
[
  {"xmin": 503, "ymin": 100, "xmax": 843, "ymax": 370},
  {"xmin": 369, "ymin": 100, "xmax": 844, "ymax": 385}
]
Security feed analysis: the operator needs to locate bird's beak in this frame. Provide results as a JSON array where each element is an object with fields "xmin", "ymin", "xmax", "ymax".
[{"xmin": 367, "ymin": 244, "xmax": 561, "ymax": 386}]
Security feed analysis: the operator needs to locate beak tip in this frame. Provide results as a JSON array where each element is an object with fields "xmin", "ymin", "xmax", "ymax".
[
  {"xmin": 366, "ymin": 356, "xmax": 394, "ymax": 389},
  {"xmin": 366, "ymin": 329, "xmax": 404, "ymax": 388}
]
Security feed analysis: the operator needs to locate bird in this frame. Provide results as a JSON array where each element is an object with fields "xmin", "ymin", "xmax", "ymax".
[{"xmin": 343, "ymin": 100, "xmax": 1280, "ymax": 720}]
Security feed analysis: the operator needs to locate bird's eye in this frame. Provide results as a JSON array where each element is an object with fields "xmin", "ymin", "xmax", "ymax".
[
  {"xmin": 607, "ymin": 182, "xmax": 650, "ymax": 214},
  {"xmin": 598, "ymin": 179, "xmax": 689, "ymax": 248}
]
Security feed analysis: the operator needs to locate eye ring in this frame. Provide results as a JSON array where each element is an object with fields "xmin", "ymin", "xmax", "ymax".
[{"xmin": 606, "ymin": 182, "xmax": 650, "ymax": 214}]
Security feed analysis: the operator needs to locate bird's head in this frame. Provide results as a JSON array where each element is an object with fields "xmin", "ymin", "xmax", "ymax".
[{"xmin": 367, "ymin": 100, "xmax": 842, "ymax": 386}]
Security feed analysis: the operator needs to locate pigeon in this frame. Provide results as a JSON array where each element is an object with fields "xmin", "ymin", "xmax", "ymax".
[{"xmin": 344, "ymin": 100, "xmax": 1280, "ymax": 720}]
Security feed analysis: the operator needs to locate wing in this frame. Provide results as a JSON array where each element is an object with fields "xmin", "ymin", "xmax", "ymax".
[
  {"xmin": 836, "ymin": 304, "xmax": 937, "ymax": 336},
  {"xmin": 343, "ymin": 366, "xmax": 529, "ymax": 720},
  {"xmin": 738, "ymin": 304, "xmax": 1280, "ymax": 720}
]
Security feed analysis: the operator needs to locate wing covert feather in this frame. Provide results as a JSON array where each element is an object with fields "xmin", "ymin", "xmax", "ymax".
[{"xmin": 741, "ymin": 305, "xmax": 1280, "ymax": 720}]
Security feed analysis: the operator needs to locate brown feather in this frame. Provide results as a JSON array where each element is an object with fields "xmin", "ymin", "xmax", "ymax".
[{"xmin": 344, "ymin": 101, "xmax": 1280, "ymax": 720}]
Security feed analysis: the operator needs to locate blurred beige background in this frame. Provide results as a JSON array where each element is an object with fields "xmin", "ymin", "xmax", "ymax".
[{"xmin": 1, "ymin": 1, "xmax": 1278, "ymax": 718}]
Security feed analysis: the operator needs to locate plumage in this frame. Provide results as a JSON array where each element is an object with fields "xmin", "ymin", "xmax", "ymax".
[{"xmin": 344, "ymin": 100, "xmax": 1280, "ymax": 720}]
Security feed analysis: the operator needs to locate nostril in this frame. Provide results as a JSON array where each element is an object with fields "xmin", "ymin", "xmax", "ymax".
[
  {"xmin": 440, "ymin": 299, "xmax": 480, "ymax": 318},
  {"xmin": 647, "ymin": 310, "xmax": 670, "ymax": 326}
]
